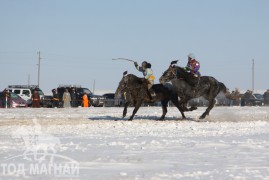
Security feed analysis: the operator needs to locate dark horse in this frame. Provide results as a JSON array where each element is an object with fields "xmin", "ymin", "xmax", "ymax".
[
  {"xmin": 115, "ymin": 72, "xmax": 187, "ymax": 120},
  {"xmin": 159, "ymin": 62, "xmax": 227, "ymax": 119}
]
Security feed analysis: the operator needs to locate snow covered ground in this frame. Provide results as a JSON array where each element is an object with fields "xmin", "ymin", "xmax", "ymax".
[{"xmin": 0, "ymin": 106, "xmax": 269, "ymax": 179}]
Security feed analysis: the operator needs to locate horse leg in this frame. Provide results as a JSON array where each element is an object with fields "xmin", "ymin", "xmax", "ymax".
[
  {"xmin": 200, "ymin": 99, "xmax": 216, "ymax": 119},
  {"xmin": 182, "ymin": 98, "xmax": 197, "ymax": 112},
  {"xmin": 129, "ymin": 101, "xmax": 142, "ymax": 121},
  {"xmin": 179, "ymin": 99, "xmax": 189, "ymax": 112},
  {"xmin": 122, "ymin": 102, "xmax": 130, "ymax": 118},
  {"xmin": 159, "ymin": 100, "xmax": 168, "ymax": 121},
  {"xmin": 171, "ymin": 97, "xmax": 186, "ymax": 119}
]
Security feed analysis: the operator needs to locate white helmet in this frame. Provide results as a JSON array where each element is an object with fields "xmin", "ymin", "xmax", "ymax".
[{"xmin": 187, "ymin": 53, "xmax": 195, "ymax": 59}]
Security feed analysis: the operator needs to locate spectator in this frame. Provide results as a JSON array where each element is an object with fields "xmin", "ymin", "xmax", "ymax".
[
  {"xmin": 62, "ymin": 88, "xmax": 71, "ymax": 108},
  {"xmin": 31, "ymin": 89, "xmax": 40, "ymax": 108},
  {"xmin": 230, "ymin": 91, "xmax": 235, "ymax": 106},
  {"xmin": 243, "ymin": 90, "xmax": 253, "ymax": 106},
  {"xmin": 2, "ymin": 89, "xmax": 10, "ymax": 108},
  {"xmin": 82, "ymin": 93, "xmax": 89, "ymax": 107},
  {"xmin": 52, "ymin": 89, "xmax": 59, "ymax": 108},
  {"xmin": 233, "ymin": 88, "xmax": 241, "ymax": 106},
  {"xmin": 263, "ymin": 89, "xmax": 269, "ymax": 106},
  {"xmin": 224, "ymin": 88, "xmax": 231, "ymax": 106},
  {"xmin": 70, "ymin": 87, "xmax": 78, "ymax": 107},
  {"xmin": 226, "ymin": 88, "xmax": 241, "ymax": 106}
]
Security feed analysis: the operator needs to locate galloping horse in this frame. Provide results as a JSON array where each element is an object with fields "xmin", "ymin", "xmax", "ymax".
[
  {"xmin": 115, "ymin": 72, "xmax": 187, "ymax": 120},
  {"xmin": 159, "ymin": 62, "xmax": 227, "ymax": 119}
]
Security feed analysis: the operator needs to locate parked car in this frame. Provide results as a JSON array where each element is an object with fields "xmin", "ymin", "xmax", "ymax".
[
  {"xmin": 6, "ymin": 85, "xmax": 44, "ymax": 106},
  {"xmin": 103, "ymin": 93, "xmax": 115, "ymax": 107},
  {"xmin": 250, "ymin": 93, "xmax": 264, "ymax": 106},
  {"xmin": 0, "ymin": 92, "xmax": 28, "ymax": 108},
  {"xmin": 57, "ymin": 85, "xmax": 105, "ymax": 107},
  {"xmin": 106, "ymin": 93, "xmax": 125, "ymax": 107}
]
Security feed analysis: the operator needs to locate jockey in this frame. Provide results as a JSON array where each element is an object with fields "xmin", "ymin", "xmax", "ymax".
[
  {"xmin": 134, "ymin": 61, "xmax": 156, "ymax": 99},
  {"xmin": 185, "ymin": 53, "xmax": 201, "ymax": 77}
]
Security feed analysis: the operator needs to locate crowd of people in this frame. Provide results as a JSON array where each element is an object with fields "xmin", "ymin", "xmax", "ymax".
[
  {"xmin": 51, "ymin": 88, "xmax": 89, "ymax": 108},
  {"xmin": 225, "ymin": 88, "xmax": 269, "ymax": 106},
  {"xmin": 1, "ymin": 87, "xmax": 89, "ymax": 108}
]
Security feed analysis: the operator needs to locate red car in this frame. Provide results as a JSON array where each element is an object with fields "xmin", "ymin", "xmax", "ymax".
[{"xmin": 0, "ymin": 92, "xmax": 28, "ymax": 108}]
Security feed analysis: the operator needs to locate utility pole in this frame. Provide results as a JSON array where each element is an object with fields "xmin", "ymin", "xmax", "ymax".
[
  {"xmin": 37, "ymin": 51, "xmax": 41, "ymax": 88},
  {"xmin": 252, "ymin": 59, "xmax": 255, "ymax": 92}
]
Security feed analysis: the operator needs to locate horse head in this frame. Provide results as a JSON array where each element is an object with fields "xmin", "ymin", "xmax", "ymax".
[
  {"xmin": 159, "ymin": 64, "xmax": 178, "ymax": 84},
  {"xmin": 160, "ymin": 61, "xmax": 190, "ymax": 84}
]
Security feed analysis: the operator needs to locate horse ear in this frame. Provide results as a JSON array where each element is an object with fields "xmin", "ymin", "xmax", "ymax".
[
  {"xmin": 123, "ymin": 71, "xmax": 128, "ymax": 76},
  {"xmin": 170, "ymin": 60, "xmax": 178, "ymax": 66}
]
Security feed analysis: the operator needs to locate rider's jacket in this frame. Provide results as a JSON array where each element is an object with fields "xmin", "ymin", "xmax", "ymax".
[
  {"xmin": 185, "ymin": 59, "xmax": 201, "ymax": 77},
  {"xmin": 135, "ymin": 64, "xmax": 155, "ymax": 84}
]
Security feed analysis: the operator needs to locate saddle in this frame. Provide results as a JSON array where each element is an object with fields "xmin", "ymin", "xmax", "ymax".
[{"xmin": 185, "ymin": 72, "xmax": 200, "ymax": 88}]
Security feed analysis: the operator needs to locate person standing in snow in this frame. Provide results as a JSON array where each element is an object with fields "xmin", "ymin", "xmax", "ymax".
[
  {"xmin": 31, "ymin": 89, "xmax": 40, "ymax": 108},
  {"xmin": 1, "ymin": 89, "xmax": 10, "ymax": 108},
  {"xmin": 52, "ymin": 89, "xmax": 59, "ymax": 108},
  {"xmin": 263, "ymin": 89, "xmax": 269, "ymax": 106},
  {"xmin": 82, "ymin": 93, "xmax": 89, "ymax": 107},
  {"xmin": 70, "ymin": 87, "xmax": 78, "ymax": 107},
  {"xmin": 62, "ymin": 88, "xmax": 71, "ymax": 108}
]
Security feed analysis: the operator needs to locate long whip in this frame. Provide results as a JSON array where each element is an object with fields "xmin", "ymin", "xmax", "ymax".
[{"xmin": 112, "ymin": 58, "xmax": 136, "ymax": 63}]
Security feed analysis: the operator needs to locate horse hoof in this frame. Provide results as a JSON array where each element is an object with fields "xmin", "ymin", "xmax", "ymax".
[{"xmin": 190, "ymin": 106, "xmax": 198, "ymax": 111}]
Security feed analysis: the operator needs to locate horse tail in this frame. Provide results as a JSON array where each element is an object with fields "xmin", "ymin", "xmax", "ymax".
[
  {"xmin": 219, "ymin": 82, "xmax": 227, "ymax": 94},
  {"xmin": 115, "ymin": 79, "xmax": 125, "ymax": 98},
  {"xmin": 115, "ymin": 84, "xmax": 121, "ymax": 98}
]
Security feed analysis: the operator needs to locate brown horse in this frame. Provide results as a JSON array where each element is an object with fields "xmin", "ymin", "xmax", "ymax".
[{"xmin": 115, "ymin": 72, "xmax": 187, "ymax": 120}]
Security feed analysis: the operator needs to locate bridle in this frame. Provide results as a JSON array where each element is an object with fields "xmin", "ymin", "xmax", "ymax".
[{"xmin": 169, "ymin": 65, "xmax": 178, "ymax": 79}]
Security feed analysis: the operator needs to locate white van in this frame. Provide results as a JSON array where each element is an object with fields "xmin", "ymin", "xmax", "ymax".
[{"xmin": 7, "ymin": 85, "xmax": 44, "ymax": 105}]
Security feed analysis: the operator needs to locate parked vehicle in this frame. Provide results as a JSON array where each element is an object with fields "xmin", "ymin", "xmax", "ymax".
[
  {"xmin": 0, "ymin": 92, "xmax": 28, "ymax": 108},
  {"xmin": 250, "ymin": 93, "xmax": 264, "ymax": 106},
  {"xmin": 242, "ymin": 93, "xmax": 264, "ymax": 106},
  {"xmin": 42, "ymin": 95, "xmax": 53, "ymax": 108},
  {"xmin": 6, "ymin": 85, "xmax": 44, "ymax": 106},
  {"xmin": 57, "ymin": 85, "xmax": 105, "ymax": 107},
  {"xmin": 103, "ymin": 93, "xmax": 115, "ymax": 107}
]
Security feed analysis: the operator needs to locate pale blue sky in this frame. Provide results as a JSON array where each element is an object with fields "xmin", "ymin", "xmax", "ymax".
[{"xmin": 1, "ymin": 0, "xmax": 268, "ymax": 93}]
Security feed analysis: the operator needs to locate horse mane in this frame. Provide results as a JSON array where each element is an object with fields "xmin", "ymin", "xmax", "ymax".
[
  {"xmin": 173, "ymin": 66, "xmax": 197, "ymax": 86},
  {"xmin": 126, "ymin": 74, "xmax": 148, "ymax": 86}
]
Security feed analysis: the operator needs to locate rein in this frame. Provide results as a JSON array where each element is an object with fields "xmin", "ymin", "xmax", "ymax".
[{"xmin": 169, "ymin": 65, "xmax": 178, "ymax": 79}]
